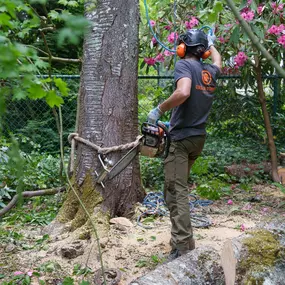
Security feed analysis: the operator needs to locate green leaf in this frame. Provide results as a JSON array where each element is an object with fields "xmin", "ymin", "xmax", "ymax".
[
  {"xmin": 54, "ymin": 78, "xmax": 69, "ymax": 96},
  {"xmin": 59, "ymin": 0, "xmax": 79, "ymax": 7},
  {"xmin": 79, "ymin": 281, "xmax": 90, "ymax": 285},
  {"xmin": 48, "ymin": 10, "xmax": 60, "ymax": 20},
  {"xmin": 29, "ymin": 0, "xmax": 47, "ymax": 4},
  {"xmin": 13, "ymin": 88, "xmax": 27, "ymax": 100},
  {"xmin": 62, "ymin": 277, "xmax": 74, "ymax": 285},
  {"xmin": 213, "ymin": 1, "xmax": 223, "ymax": 13},
  {"xmin": 45, "ymin": 90, "xmax": 64, "ymax": 107},
  {"xmin": 0, "ymin": 13, "xmax": 12, "ymax": 28},
  {"xmin": 28, "ymin": 84, "xmax": 47, "ymax": 99},
  {"xmin": 229, "ymin": 26, "xmax": 240, "ymax": 46},
  {"xmin": 57, "ymin": 28, "xmax": 78, "ymax": 46}
]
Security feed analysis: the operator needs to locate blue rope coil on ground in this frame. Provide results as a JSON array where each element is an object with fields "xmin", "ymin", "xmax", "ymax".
[{"xmin": 137, "ymin": 191, "xmax": 213, "ymax": 229}]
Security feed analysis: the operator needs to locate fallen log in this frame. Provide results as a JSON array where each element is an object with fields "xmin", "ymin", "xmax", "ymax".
[
  {"xmin": 0, "ymin": 186, "xmax": 66, "ymax": 217},
  {"xmin": 130, "ymin": 247, "xmax": 225, "ymax": 285},
  {"xmin": 225, "ymin": 161, "xmax": 271, "ymax": 178},
  {"xmin": 131, "ymin": 219, "xmax": 285, "ymax": 285}
]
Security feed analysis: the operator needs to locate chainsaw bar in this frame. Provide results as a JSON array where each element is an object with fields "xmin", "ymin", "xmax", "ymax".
[{"xmin": 107, "ymin": 143, "xmax": 141, "ymax": 180}]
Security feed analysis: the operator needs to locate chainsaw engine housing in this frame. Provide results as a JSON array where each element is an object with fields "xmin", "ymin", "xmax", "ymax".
[{"xmin": 140, "ymin": 122, "xmax": 170, "ymax": 158}]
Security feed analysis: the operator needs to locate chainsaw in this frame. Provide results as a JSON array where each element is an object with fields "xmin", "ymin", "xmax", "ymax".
[{"xmin": 95, "ymin": 121, "xmax": 170, "ymax": 187}]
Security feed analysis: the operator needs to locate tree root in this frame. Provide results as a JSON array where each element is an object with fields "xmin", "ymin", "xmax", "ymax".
[{"xmin": 0, "ymin": 186, "xmax": 66, "ymax": 217}]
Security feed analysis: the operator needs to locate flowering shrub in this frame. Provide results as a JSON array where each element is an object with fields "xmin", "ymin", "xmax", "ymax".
[{"xmin": 140, "ymin": 0, "xmax": 285, "ymax": 75}]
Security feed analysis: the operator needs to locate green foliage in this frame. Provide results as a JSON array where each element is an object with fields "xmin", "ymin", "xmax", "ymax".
[
  {"xmin": 1, "ymin": 195, "xmax": 62, "ymax": 226},
  {"xmin": 72, "ymin": 264, "xmax": 93, "ymax": 276},
  {"xmin": 0, "ymin": 142, "xmax": 62, "ymax": 194},
  {"xmin": 140, "ymin": 156, "xmax": 164, "ymax": 191},
  {"xmin": 195, "ymin": 179, "xmax": 231, "ymax": 200},
  {"xmin": 140, "ymin": 135, "xmax": 272, "ymax": 199}
]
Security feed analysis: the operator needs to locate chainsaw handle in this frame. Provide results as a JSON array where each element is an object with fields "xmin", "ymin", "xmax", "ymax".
[{"xmin": 157, "ymin": 121, "xmax": 171, "ymax": 159}]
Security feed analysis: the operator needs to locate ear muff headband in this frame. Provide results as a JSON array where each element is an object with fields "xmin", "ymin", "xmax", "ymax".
[{"xmin": 176, "ymin": 30, "xmax": 212, "ymax": 59}]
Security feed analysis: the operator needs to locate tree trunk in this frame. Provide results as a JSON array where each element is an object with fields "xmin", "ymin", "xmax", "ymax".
[
  {"xmin": 56, "ymin": 0, "xmax": 144, "ymax": 233},
  {"xmin": 254, "ymin": 56, "xmax": 280, "ymax": 182}
]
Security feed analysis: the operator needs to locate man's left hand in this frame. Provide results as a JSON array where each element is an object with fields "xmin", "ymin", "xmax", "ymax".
[{"xmin": 208, "ymin": 33, "xmax": 216, "ymax": 47}]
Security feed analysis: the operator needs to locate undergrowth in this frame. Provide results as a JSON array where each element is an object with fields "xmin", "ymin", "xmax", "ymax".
[{"xmin": 140, "ymin": 136, "xmax": 272, "ymax": 200}]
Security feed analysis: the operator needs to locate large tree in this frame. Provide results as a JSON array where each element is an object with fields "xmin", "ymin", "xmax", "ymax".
[{"xmin": 57, "ymin": 0, "xmax": 144, "ymax": 232}]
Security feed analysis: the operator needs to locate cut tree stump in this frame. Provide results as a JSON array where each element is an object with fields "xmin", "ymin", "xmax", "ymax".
[{"xmin": 221, "ymin": 218, "xmax": 285, "ymax": 285}]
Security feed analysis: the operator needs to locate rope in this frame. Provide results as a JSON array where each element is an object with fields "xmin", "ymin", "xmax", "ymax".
[
  {"xmin": 137, "ymin": 191, "xmax": 213, "ymax": 229},
  {"xmin": 68, "ymin": 133, "xmax": 143, "ymax": 155},
  {"xmin": 68, "ymin": 133, "xmax": 143, "ymax": 175}
]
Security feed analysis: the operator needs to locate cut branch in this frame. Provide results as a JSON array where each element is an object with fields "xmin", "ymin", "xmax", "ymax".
[
  {"xmin": 39, "ymin": 56, "xmax": 81, "ymax": 63},
  {"xmin": 0, "ymin": 186, "xmax": 66, "ymax": 217}
]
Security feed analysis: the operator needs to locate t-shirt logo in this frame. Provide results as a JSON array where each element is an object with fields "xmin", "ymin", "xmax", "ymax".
[{"xmin": 202, "ymin": 70, "xmax": 212, "ymax": 85}]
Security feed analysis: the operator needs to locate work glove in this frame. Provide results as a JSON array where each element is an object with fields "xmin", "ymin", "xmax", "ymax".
[
  {"xmin": 207, "ymin": 33, "xmax": 216, "ymax": 47},
  {"xmin": 147, "ymin": 106, "xmax": 163, "ymax": 125}
]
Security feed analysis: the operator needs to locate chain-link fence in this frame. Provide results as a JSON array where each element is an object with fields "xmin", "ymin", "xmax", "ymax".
[{"xmin": 2, "ymin": 74, "xmax": 284, "ymax": 153}]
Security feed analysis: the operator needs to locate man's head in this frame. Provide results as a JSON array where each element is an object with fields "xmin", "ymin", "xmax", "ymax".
[{"xmin": 178, "ymin": 29, "xmax": 209, "ymax": 58}]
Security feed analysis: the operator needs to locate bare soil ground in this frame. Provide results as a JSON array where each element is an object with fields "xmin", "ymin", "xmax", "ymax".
[{"xmin": 1, "ymin": 184, "xmax": 285, "ymax": 284}]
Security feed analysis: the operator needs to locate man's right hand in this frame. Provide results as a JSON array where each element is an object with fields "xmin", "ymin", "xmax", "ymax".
[{"xmin": 147, "ymin": 106, "xmax": 163, "ymax": 125}]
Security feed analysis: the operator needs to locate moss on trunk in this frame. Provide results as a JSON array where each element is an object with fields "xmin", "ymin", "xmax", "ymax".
[
  {"xmin": 240, "ymin": 230, "xmax": 282, "ymax": 284},
  {"xmin": 56, "ymin": 174, "xmax": 109, "ymax": 238}
]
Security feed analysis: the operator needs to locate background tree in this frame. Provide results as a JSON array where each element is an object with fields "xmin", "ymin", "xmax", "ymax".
[{"xmin": 56, "ymin": 0, "xmax": 144, "ymax": 232}]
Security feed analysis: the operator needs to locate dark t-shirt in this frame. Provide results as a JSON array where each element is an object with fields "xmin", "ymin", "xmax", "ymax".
[{"xmin": 170, "ymin": 59, "xmax": 221, "ymax": 141}]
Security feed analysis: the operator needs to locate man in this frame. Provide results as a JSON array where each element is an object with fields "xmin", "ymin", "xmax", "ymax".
[{"xmin": 147, "ymin": 29, "xmax": 222, "ymax": 260}]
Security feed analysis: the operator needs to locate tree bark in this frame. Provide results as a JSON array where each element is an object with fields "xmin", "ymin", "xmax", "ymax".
[
  {"xmin": 57, "ymin": 0, "xmax": 144, "ymax": 231},
  {"xmin": 254, "ymin": 56, "xmax": 280, "ymax": 182}
]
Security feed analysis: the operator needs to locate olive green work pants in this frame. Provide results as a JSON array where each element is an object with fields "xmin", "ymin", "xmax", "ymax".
[{"xmin": 164, "ymin": 135, "xmax": 206, "ymax": 251}]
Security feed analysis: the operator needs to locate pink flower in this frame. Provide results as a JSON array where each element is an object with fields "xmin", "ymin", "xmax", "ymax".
[
  {"xmin": 155, "ymin": 53, "xmax": 165, "ymax": 62},
  {"xmin": 164, "ymin": 25, "xmax": 172, "ymax": 30},
  {"xmin": 144, "ymin": 57, "xmax": 156, "ymax": 66},
  {"xmin": 262, "ymin": 207, "xmax": 269, "ymax": 213},
  {"xmin": 14, "ymin": 271, "xmax": 24, "ymax": 276},
  {"xmin": 247, "ymin": 0, "xmax": 252, "ymax": 4},
  {"xmin": 240, "ymin": 224, "xmax": 246, "ymax": 231},
  {"xmin": 271, "ymin": 2, "xmax": 277, "ymax": 9},
  {"xmin": 167, "ymin": 32, "xmax": 179, "ymax": 44},
  {"xmin": 227, "ymin": 199, "xmax": 233, "ymax": 205},
  {"xmin": 271, "ymin": 2, "xmax": 284, "ymax": 14},
  {"xmin": 277, "ymin": 35, "xmax": 285, "ymax": 48},
  {"xmin": 268, "ymin": 25, "xmax": 280, "ymax": 35},
  {"xmin": 149, "ymin": 20, "xmax": 156, "ymax": 27},
  {"xmin": 151, "ymin": 37, "xmax": 157, "ymax": 45},
  {"xmin": 241, "ymin": 10, "xmax": 255, "ymax": 21},
  {"xmin": 234, "ymin": 51, "xmax": 248, "ymax": 67},
  {"xmin": 185, "ymin": 17, "xmax": 199, "ymax": 29},
  {"xmin": 257, "ymin": 4, "xmax": 265, "ymax": 14},
  {"xmin": 164, "ymin": 50, "xmax": 175, "ymax": 57},
  {"xmin": 27, "ymin": 271, "xmax": 34, "ymax": 277},
  {"xmin": 242, "ymin": 203, "xmax": 252, "ymax": 211},
  {"xmin": 278, "ymin": 24, "xmax": 285, "ymax": 34},
  {"xmin": 218, "ymin": 36, "xmax": 226, "ymax": 43}
]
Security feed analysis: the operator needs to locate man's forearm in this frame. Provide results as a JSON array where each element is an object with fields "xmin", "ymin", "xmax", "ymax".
[
  {"xmin": 210, "ymin": 46, "xmax": 222, "ymax": 70},
  {"xmin": 159, "ymin": 89, "xmax": 190, "ymax": 113}
]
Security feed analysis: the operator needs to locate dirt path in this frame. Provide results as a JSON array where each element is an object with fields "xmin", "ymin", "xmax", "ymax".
[{"xmin": 1, "ymin": 184, "xmax": 284, "ymax": 284}]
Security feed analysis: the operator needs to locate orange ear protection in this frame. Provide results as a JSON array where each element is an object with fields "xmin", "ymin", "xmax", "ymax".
[
  {"xmin": 201, "ymin": 50, "xmax": 211, "ymax": 59},
  {"xmin": 176, "ymin": 41, "xmax": 212, "ymax": 59},
  {"xmin": 176, "ymin": 43, "xmax": 186, "ymax": 58}
]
